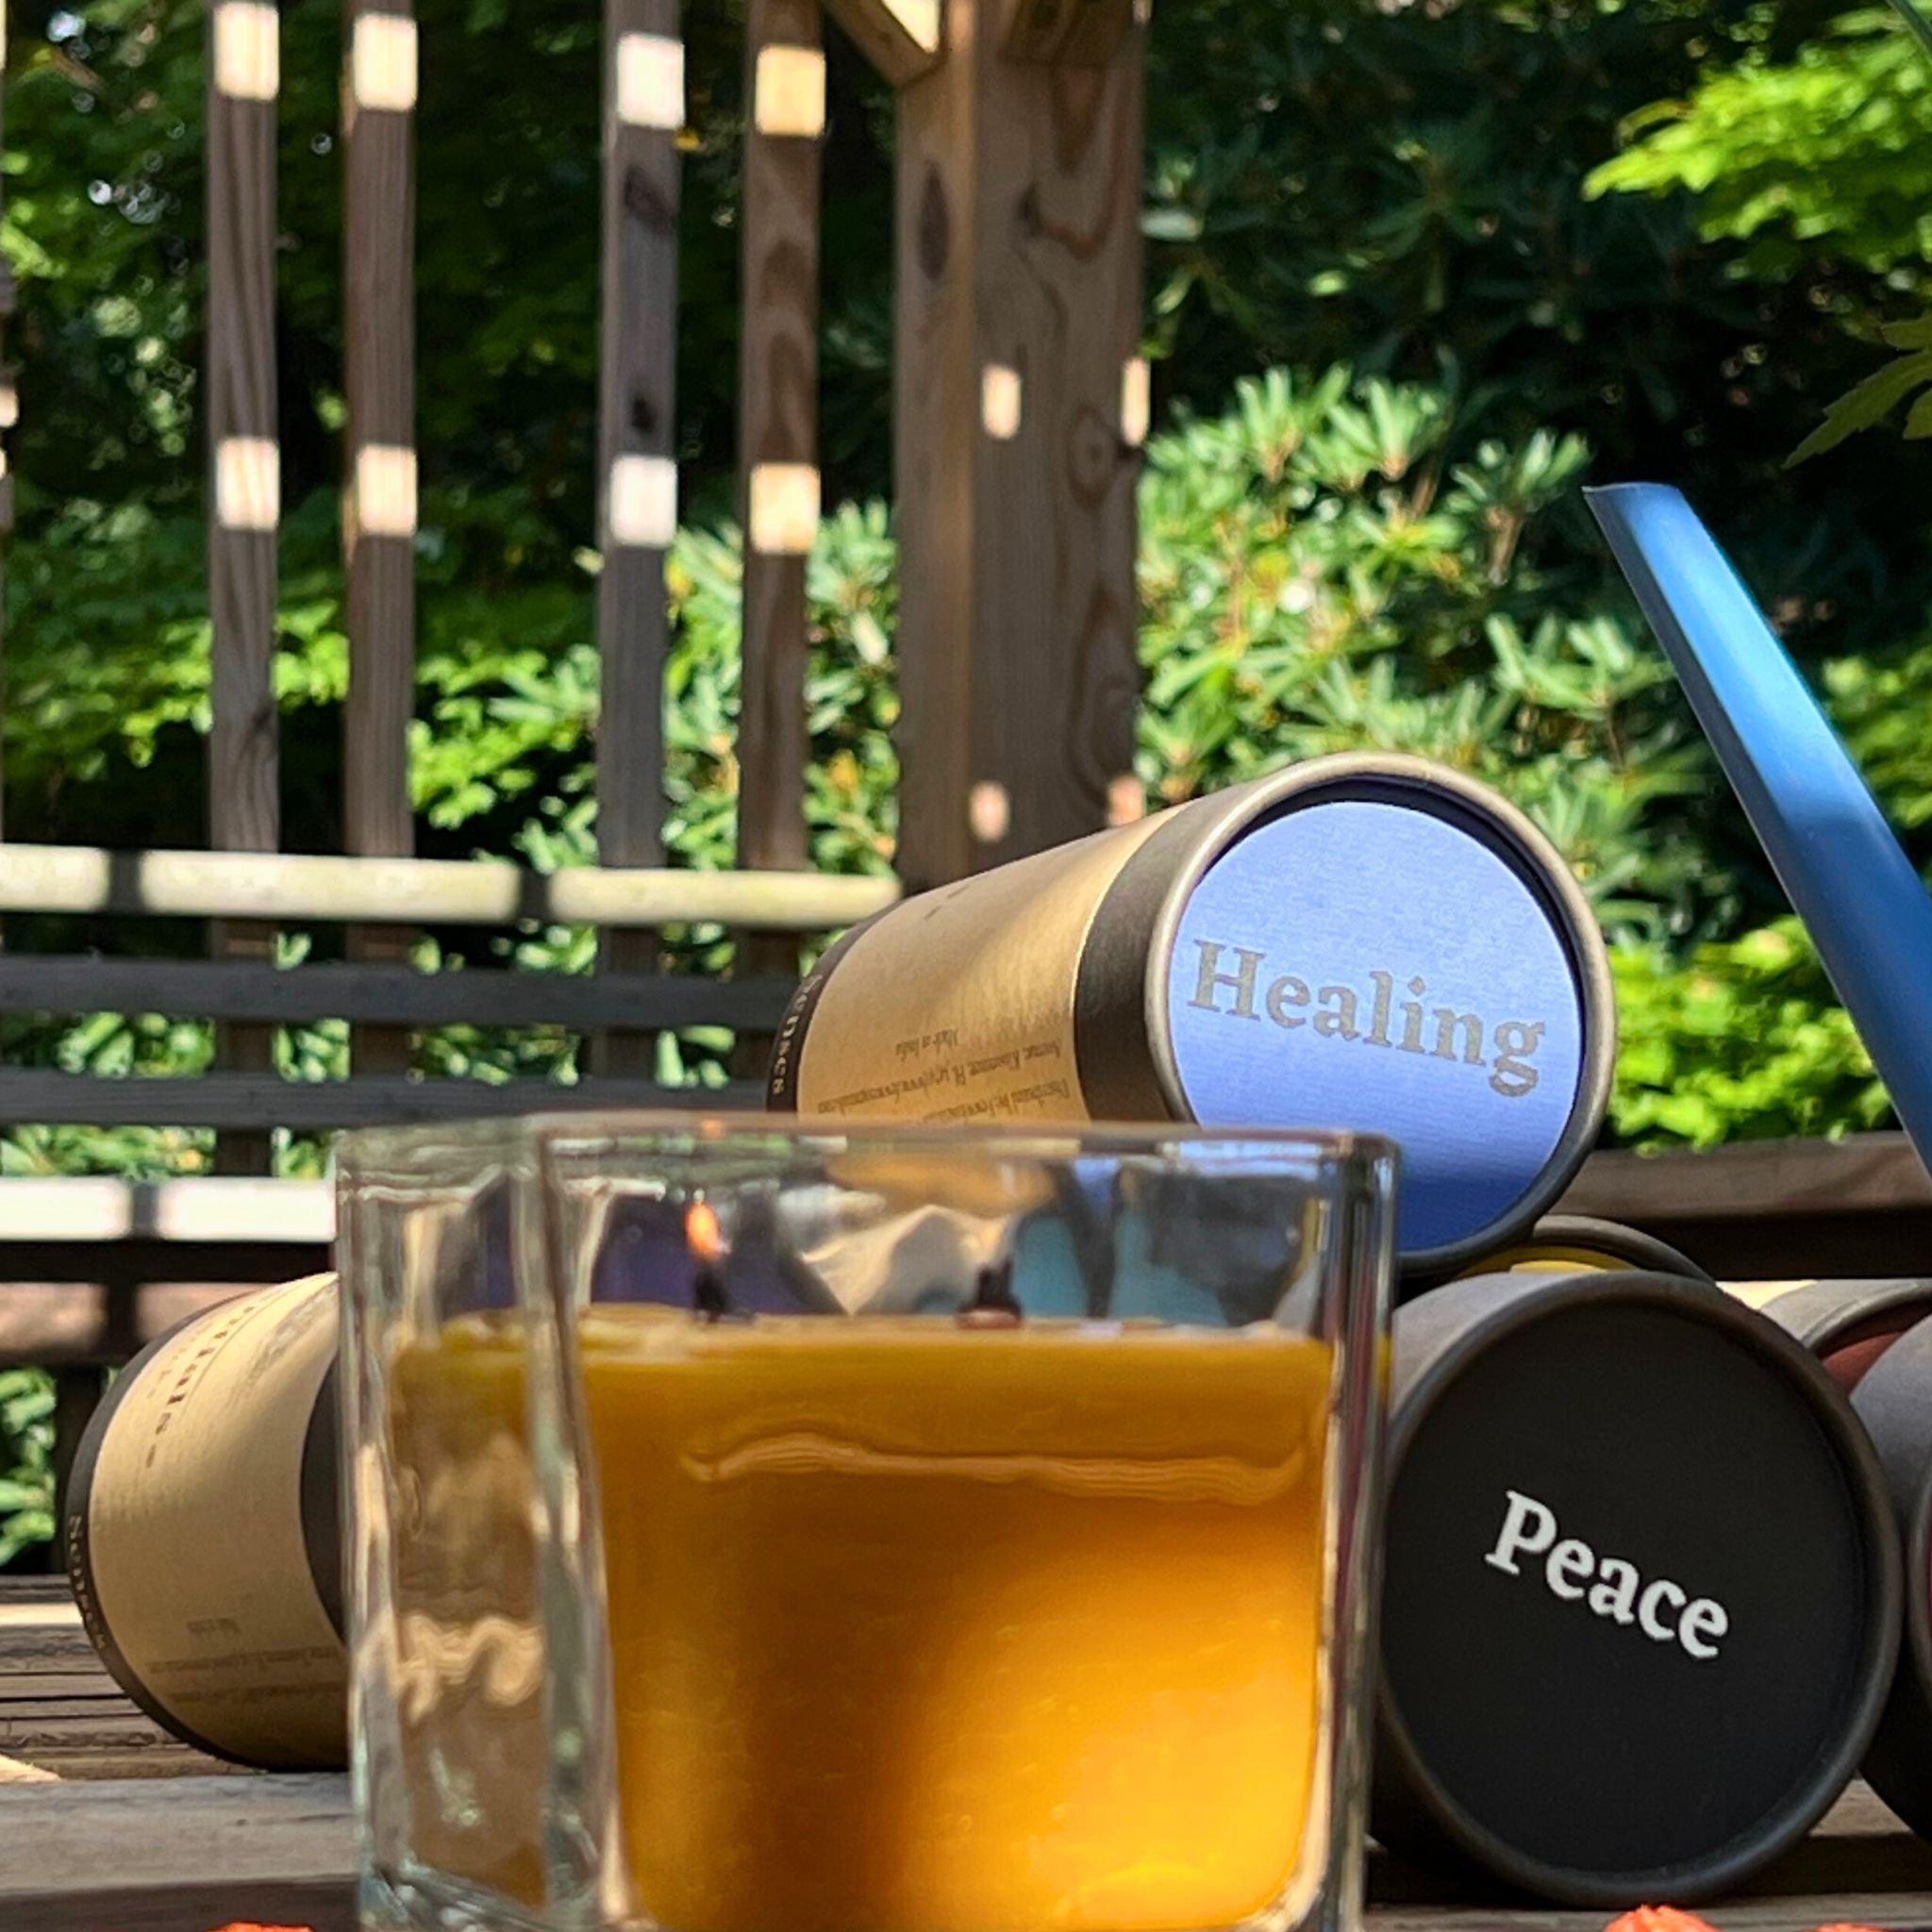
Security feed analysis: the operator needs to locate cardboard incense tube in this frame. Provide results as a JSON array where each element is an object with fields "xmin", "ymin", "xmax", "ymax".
[
  {"xmin": 1375, "ymin": 1268, "xmax": 1898, "ymax": 1905},
  {"xmin": 1455, "ymin": 1213, "xmax": 1714, "ymax": 1285},
  {"xmin": 63, "ymin": 1274, "xmax": 346, "ymax": 1768},
  {"xmin": 1841, "ymin": 1310, "xmax": 1932, "ymax": 1840},
  {"xmin": 1761, "ymin": 1279, "xmax": 1932, "ymax": 1393},
  {"xmin": 771, "ymin": 754, "xmax": 1614, "ymax": 1277}
]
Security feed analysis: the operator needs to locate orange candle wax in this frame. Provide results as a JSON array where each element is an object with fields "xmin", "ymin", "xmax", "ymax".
[{"xmin": 398, "ymin": 1313, "xmax": 1333, "ymax": 1932}]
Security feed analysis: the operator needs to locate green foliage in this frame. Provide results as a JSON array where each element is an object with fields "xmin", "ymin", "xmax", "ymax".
[
  {"xmin": 1590, "ymin": 1, "xmax": 1932, "ymax": 459},
  {"xmin": 1137, "ymin": 369, "xmax": 1717, "ymax": 940},
  {"xmin": 1610, "ymin": 920, "xmax": 1890, "ymax": 1148},
  {"xmin": 1588, "ymin": 8, "xmax": 1932, "ymax": 283},
  {"xmin": 1789, "ymin": 315, "xmax": 1932, "ymax": 461},
  {"xmin": 0, "ymin": 1371, "xmax": 55, "ymax": 1568}
]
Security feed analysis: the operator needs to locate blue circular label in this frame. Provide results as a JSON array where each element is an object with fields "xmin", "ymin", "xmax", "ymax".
[{"xmin": 1165, "ymin": 799, "xmax": 1585, "ymax": 1255}]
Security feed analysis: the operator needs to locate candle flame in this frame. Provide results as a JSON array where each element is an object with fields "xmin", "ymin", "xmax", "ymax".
[{"xmin": 687, "ymin": 1200, "xmax": 724, "ymax": 1264}]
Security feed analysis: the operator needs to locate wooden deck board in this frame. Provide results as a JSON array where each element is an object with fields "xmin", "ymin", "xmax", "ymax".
[{"xmin": 3, "ymin": 1578, "xmax": 1932, "ymax": 1929}]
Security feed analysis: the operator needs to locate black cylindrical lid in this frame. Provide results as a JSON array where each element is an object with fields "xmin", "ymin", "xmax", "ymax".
[
  {"xmin": 1451, "ymin": 1215, "xmax": 1714, "ymax": 1286},
  {"xmin": 1847, "ymin": 1311, "xmax": 1932, "ymax": 1840},
  {"xmin": 1376, "ymin": 1269, "xmax": 1900, "ymax": 1905}
]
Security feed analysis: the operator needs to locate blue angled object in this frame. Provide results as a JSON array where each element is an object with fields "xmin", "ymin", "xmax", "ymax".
[{"xmin": 1588, "ymin": 481, "xmax": 1932, "ymax": 1171}]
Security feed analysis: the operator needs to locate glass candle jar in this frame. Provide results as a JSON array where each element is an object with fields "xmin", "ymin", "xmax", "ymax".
[{"xmin": 339, "ymin": 1114, "xmax": 1396, "ymax": 1932}]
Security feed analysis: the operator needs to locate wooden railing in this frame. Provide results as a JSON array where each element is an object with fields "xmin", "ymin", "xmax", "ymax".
[
  {"xmin": 0, "ymin": 0, "xmax": 1149, "ymax": 1490},
  {"xmin": 0, "ymin": 843, "xmax": 896, "ymax": 1126},
  {"xmin": 0, "ymin": 0, "xmax": 1148, "ymax": 1160}
]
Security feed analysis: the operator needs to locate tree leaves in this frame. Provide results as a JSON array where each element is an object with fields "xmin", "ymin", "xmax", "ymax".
[{"xmin": 1790, "ymin": 342, "xmax": 1932, "ymax": 462}]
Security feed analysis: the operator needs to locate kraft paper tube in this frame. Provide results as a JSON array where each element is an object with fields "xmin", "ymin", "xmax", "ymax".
[{"xmin": 1588, "ymin": 483, "xmax": 1932, "ymax": 1170}]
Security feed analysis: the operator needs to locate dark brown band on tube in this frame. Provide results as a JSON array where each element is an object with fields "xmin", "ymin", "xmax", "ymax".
[
  {"xmin": 1073, "ymin": 802, "xmax": 1203, "ymax": 1121},
  {"xmin": 303, "ymin": 1354, "xmax": 345, "ymax": 1641},
  {"xmin": 766, "ymin": 909, "xmax": 883, "ymax": 1110}
]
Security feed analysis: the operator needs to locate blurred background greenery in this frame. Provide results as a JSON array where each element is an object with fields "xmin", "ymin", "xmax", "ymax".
[{"xmin": 1, "ymin": 0, "xmax": 1928, "ymax": 1537}]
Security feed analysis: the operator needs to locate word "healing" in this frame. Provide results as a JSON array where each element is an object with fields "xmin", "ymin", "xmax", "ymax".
[{"xmin": 1185, "ymin": 940, "xmax": 1547, "ymax": 1099}]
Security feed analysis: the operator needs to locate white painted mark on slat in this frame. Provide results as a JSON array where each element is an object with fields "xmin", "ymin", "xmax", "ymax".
[
  {"xmin": 216, "ymin": 436, "xmax": 280, "ymax": 531},
  {"xmin": 352, "ymin": 12, "xmax": 418, "ymax": 113},
  {"xmin": 355, "ymin": 443, "xmax": 417, "ymax": 539},
  {"xmin": 749, "ymin": 463, "xmax": 820, "ymax": 556},
  {"xmin": 753, "ymin": 44, "xmax": 824, "ymax": 139},
  {"xmin": 981, "ymin": 363, "xmax": 1022, "ymax": 441},
  {"xmin": 0, "ymin": 1602, "xmax": 82, "ymax": 1629},
  {"xmin": 1121, "ymin": 357, "xmax": 1151, "ymax": 447},
  {"xmin": 887, "ymin": 0, "xmax": 941, "ymax": 50},
  {"xmin": 608, "ymin": 454, "xmax": 677, "ymax": 549},
  {"xmin": 970, "ymin": 782, "xmax": 1010, "ymax": 845},
  {"xmin": 616, "ymin": 32, "xmax": 684, "ymax": 130},
  {"xmin": 213, "ymin": 1, "xmax": 279, "ymax": 100},
  {"xmin": 0, "ymin": 385, "xmax": 19, "ymax": 431}
]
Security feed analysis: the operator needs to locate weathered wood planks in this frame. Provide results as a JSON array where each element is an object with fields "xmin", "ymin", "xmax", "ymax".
[
  {"xmin": 734, "ymin": 0, "xmax": 824, "ymax": 1062},
  {"xmin": 342, "ymin": 0, "xmax": 419, "ymax": 1078},
  {"xmin": 595, "ymin": 0, "xmax": 682, "ymax": 1075},
  {"xmin": 1556, "ymin": 1131, "xmax": 1932, "ymax": 1280},
  {"xmin": 2, "ymin": 1568, "xmax": 1931, "ymax": 1932},
  {"xmin": 0, "ymin": 1071, "xmax": 761, "ymax": 1130},
  {"xmin": 891, "ymin": 0, "xmax": 1145, "ymax": 891},
  {"xmin": 0, "ymin": 956, "xmax": 798, "ymax": 1032},
  {"xmin": 206, "ymin": 0, "xmax": 283, "ymax": 1175}
]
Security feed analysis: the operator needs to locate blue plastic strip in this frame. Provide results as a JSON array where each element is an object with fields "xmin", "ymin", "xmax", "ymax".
[{"xmin": 1588, "ymin": 481, "xmax": 1932, "ymax": 1167}]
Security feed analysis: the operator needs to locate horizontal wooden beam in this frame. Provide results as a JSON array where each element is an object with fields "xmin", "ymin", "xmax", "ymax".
[
  {"xmin": 0, "ymin": 1175, "xmax": 331, "ymax": 1244},
  {"xmin": 0, "ymin": 1774, "xmax": 355, "ymax": 1928},
  {"xmin": 0, "ymin": 957, "xmax": 797, "ymax": 1031},
  {"xmin": 0, "ymin": 845, "xmax": 896, "ymax": 930},
  {"xmin": 1557, "ymin": 1132, "xmax": 1932, "ymax": 1281},
  {"xmin": 824, "ymin": 0, "xmax": 940, "ymax": 86},
  {"xmin": 1564, "ymin": 1132, "xmax": 1932, "ymax": 1224},
  {"xmin": 0, "ymin": 1282, "xmax": 258, "ymax": 1366},
  {"xmin": 0, "ymin": 1072, "xmax": 764, "ymax": 1131}
]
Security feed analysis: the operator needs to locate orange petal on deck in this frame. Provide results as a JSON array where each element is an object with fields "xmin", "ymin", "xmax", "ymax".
[{"xmin": 1603, "ymin": 1911, "xmax": 1722, "ymax": 1932}]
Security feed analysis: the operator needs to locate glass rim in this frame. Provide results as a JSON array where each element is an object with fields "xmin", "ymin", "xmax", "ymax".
[{"xmin": 336, "ymin": 1108, "xmax": 1401, "ymax": 1174}]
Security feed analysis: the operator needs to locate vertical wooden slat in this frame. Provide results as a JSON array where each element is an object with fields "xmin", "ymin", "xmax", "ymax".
[
  {"xmin": 594, "ymin": 0, "xmax": 681, "ymax": 1076},
  {"xmin": 342, "ymin": 0, "xmax": 417, "ymax": 1075},
  {"xmin": 893, "ymin": 0, "xmax": 1144, "ymax": 891},
  {"xmin": 891, "ymin": 2, "xmax": 974, "ymax": 893},
  {"xmin": 208, "ymin": 0, "xmax": 281, "ymax": 1174},
  {"xmin": 0, "ymin": 0, "xmax": 14, "ymax": 837},
  {"xmin": 733, "ymin": 0, "xmax": 823, "ymax": 1068}
]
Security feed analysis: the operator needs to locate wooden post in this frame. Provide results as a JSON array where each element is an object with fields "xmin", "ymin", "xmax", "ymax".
[
  {"xmin": 733, "ymin": 0, "xmax": 824, "ymax": 1069},
  {"xmin": 342, "ymin": 0, "xmax": 417, "ymax": 1075},
  {"xmin": 593, "ymin": 0, "xmax": 681, "ymax": 1076},
  {"xmin": 891, "ymin": 0, "xmax": 1143, "ymax": 891},
  {"xmin": 208, "ymin": 0, "xmax": 281, "ymax": 1174}
]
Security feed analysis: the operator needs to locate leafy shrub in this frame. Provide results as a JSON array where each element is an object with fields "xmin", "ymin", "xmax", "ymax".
[
  {"xmin": 1611, "ymin": 921, "xmax": 1889, "ymax": 1149},
  {"xmin": 0, "ymin": 1372, "xmax": 55, "ymax": 1568},
  {"xmin": 0, "ymin": 363, "xmax": 1730, "ymax": 1169}
]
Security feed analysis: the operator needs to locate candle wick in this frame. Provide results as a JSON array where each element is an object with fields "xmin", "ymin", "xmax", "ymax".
[
  {"xmin": 692, "ymin": 1263, "xmax": 738, "ymax": 1322},
  {"xmin": 958, "ymin": 1257, "xmax": 1023, "ymax": 1326}
]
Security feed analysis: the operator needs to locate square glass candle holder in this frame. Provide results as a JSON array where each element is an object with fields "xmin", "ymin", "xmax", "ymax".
[{"xmin": 338, "ymin": 1114, "xmax": 1396, "ymax": 1932}]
